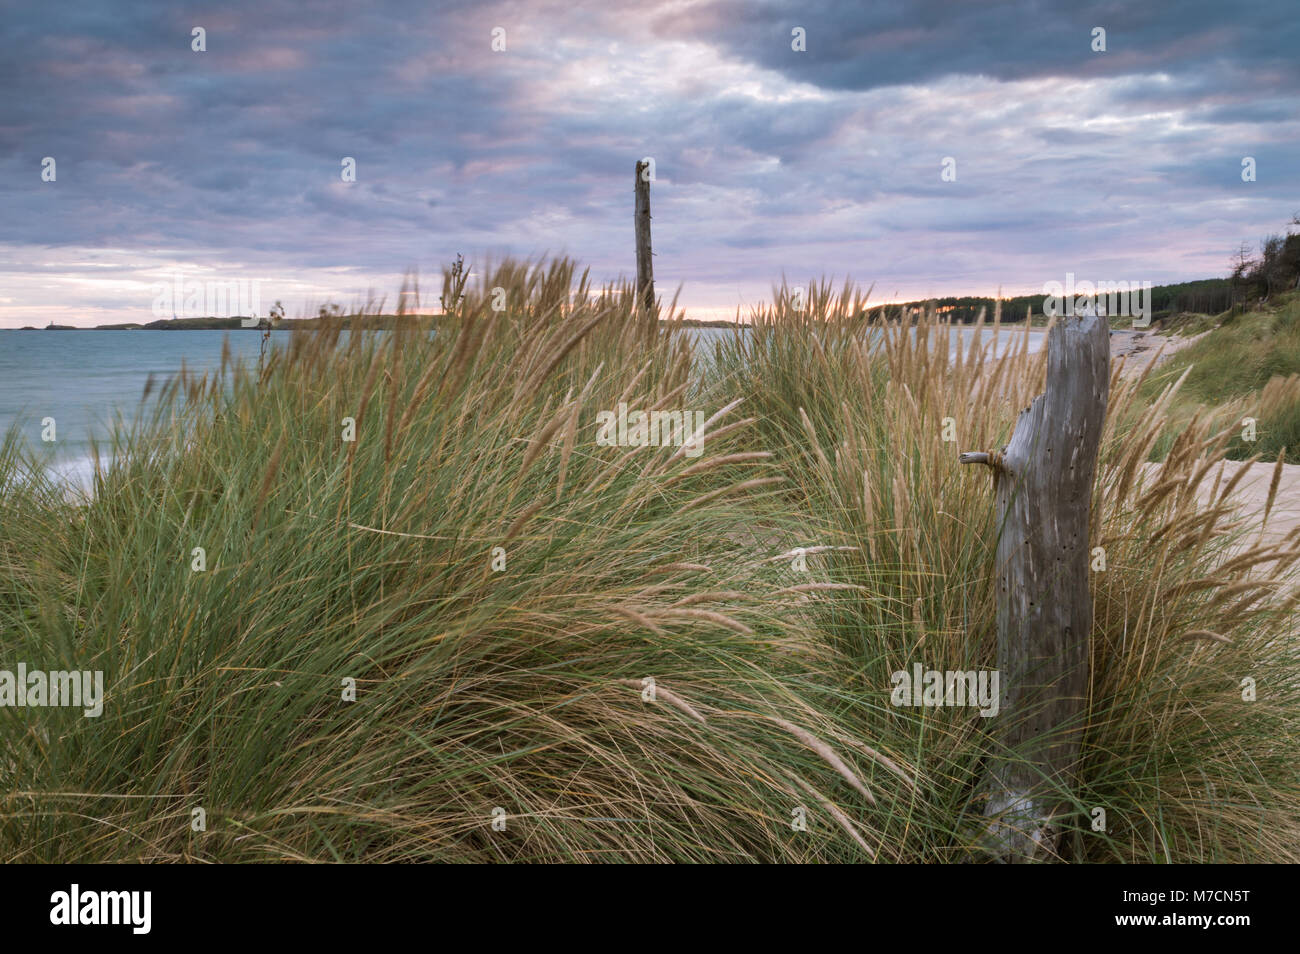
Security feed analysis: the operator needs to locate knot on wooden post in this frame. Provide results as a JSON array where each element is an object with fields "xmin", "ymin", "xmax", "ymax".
[{"xmin": 958, "ymin": 449, "xmax": 1005, "ymax": 471}]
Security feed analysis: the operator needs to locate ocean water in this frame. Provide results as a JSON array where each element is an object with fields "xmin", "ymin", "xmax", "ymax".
[
  {"xmin": 0, "ymin": 329, "xmax": 294, "ymax": 490},
  {"xmin": 0, "ymin": 326, "xmax": 1044, "ymax": 490}
]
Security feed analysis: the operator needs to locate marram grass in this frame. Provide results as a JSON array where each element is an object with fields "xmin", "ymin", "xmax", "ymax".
[{"xmin": 1, "ymin": 258, "xmax": 1297, "ymax": 862}]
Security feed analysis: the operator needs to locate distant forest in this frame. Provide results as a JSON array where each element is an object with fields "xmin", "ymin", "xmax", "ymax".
[
  {"xmin": 886, "ymin": 278, "xmax": 1234, "ymax": 326},
  {"xmin": 891, "ymin": 215, "xmax": 1300, "ymax": 324}
]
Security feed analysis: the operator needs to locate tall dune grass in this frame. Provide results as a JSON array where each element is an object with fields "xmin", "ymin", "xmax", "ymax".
[
  {"xmin": 1, "ymin": 259, "xmax": 1297, "ymax": 862},
  {"xmin": 705, "ymin": 281, "xmax": 1300, "ymax": 861}
]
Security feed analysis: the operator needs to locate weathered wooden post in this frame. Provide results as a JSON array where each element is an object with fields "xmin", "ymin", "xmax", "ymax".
[
  {"xmin": 959, "ymin": 312, "xmax": 1110, "ymax": 861},
  {"xmin": 634, "ymin": 159, "xmax": 655, "ymax": 313}
]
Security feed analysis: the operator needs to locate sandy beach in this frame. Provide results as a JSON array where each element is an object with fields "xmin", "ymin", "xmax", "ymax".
[
  {"xmin": 1141, "ymin": 457, "xmax": 1300, "ymax": 551},
  {"xmin": 1110, "ymin": 328, "xmax": 1208, "ymax": 376}
]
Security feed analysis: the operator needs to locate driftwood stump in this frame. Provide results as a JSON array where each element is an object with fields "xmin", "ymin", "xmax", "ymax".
[{"xmin": 960, "ymin": 313, "xmax": 1110, "ymax": 861}]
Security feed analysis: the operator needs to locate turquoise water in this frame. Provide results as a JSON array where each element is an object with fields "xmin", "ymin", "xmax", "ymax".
[{"xmin": 0, "ymin": 326, "xmax": 1043, "ymax": 489}]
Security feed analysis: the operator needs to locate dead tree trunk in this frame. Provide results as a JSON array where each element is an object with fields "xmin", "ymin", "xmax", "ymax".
[
  {"xmin": 959, "ymin": 312, "xmax": 1110, "ymax": 861},
  {"xmin": 634, "ymin": 160, "xmax": 655, "ymax": 313}
]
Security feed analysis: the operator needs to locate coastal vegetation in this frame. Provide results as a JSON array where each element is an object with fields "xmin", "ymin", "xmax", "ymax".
[
  {"xmin": 1, "ymin": 258, "xmax": 1297, "ymax": 863},
  {"xmin": 1144, "ymin": 291, "xmax": 1300, "ymax": 464}
]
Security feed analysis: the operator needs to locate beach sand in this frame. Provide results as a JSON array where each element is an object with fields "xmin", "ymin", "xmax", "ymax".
[
  {"xmin": 1110, "ymin": 328, "xmax": 1208, "ymax": 376},
  {"xmin": 1141, "ymin": 457, "xmax": 1300, "ymax": 551}
]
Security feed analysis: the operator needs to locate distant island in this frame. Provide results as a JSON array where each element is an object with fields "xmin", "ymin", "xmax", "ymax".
[{"xmin": 24, "ymin": 314, "xmax": 440, "ymax": 331}]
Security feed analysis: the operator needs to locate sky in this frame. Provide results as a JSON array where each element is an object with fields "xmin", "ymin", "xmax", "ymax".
[{"xmin": 1, "ymin": 0, "xmax": 1297, "ymax": 327}]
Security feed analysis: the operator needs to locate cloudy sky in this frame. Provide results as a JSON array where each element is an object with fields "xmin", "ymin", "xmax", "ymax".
[{"xmin": 1, "ymin": 0, "xmax": 1297, "ymax": 327}]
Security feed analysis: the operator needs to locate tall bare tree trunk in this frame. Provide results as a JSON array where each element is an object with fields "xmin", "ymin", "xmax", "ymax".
[
  {"xmin": 960, "ymin": 313, "xmax": 1110, "ymax": 861},
  {"xmin": 634, "ymin": 160, "xmax": 654, "ymax": 313}
]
